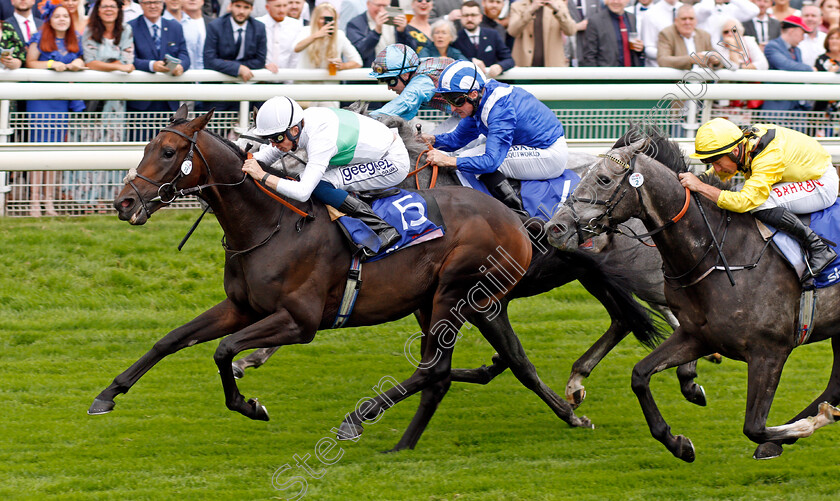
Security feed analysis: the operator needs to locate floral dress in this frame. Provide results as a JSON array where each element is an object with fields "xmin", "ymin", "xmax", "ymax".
[{"xmin": 0, "ymin": 21, "xmax": 27, "ymax": 66}]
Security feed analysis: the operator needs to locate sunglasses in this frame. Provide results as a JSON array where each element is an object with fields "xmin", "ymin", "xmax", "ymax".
[
  {"xmin": 265, "ymin": 131, "xmax": 286, "ymax": 143},
  {"xmin": 442, "ymin": 92, "xmax": 469, "ymax": 107}
]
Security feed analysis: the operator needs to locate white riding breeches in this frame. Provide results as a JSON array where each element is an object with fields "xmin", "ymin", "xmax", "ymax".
[
  {"xmin": 457, "ymin": 135, "xmax": 569, "ymax": 180},
  {"xmin": 322, "ymin": 137, "xmax": 410, "ymax": 192},
  {"xmin": 754, "ymin": 165, "xmax": 839, "ymax": 214}
]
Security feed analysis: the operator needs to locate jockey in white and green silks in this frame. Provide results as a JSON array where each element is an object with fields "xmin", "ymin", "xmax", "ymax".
[{"xmin": 241, "ymin": 96, "xmax": 410, "ymax": 254}]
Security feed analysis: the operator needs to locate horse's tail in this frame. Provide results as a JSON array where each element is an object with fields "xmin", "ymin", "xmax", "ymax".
[{"xmin": 567, "ymin": 249, "xmax": 669, "ymax": 350}]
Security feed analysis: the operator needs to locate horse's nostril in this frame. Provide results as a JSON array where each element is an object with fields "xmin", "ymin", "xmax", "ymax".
[
  {"xmin": 120, "ymin": 198, "xmax": 132, "ymax": 209},
  {"xmin": 549, "ymin": 223, "xmax": 565, "ymax": 236}
]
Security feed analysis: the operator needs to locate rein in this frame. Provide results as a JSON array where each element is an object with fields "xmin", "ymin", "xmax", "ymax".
[{"xmin": 406, "ymin": 138, "xmax": 438, "ymax": 189}]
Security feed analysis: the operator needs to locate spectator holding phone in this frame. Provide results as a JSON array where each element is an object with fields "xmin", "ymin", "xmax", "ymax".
[
  {"xmin": 295, "ymin": 3, "xmax": 361, "ymax": 106},
  {"xmin": 347, "ymin": 0, "xmax": 413, "ymax": 67},
  {"xmin": 0, "ymin": 19, "xmax": 25, "ymax": 68}
]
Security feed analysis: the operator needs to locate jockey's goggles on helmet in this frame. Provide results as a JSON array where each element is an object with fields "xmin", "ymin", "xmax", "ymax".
[{"xmin": 441, "ymin": 92, "xmax": 469, "ymax": 107}]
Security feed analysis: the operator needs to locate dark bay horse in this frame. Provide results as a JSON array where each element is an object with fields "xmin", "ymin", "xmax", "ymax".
[
  {"xmin": 546, "ymin": 125, "xmax": 840, "ymax": 461},
  {"xmin": 89, "ymin": 106, "xmax": 602, "ymax": 438},
  {"xmin": 232, "ymin": 117, "xmax": 709, "ymax": 451}
]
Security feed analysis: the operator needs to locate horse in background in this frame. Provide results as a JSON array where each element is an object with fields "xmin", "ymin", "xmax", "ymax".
[{"xmin": 546, "ymin": 124, "xmax": 840, "ymax": 461}]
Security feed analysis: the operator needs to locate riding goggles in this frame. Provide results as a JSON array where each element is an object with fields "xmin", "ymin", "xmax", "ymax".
[
  {"xmin": 377, "ymin": 76, "xmax": 400, "ymax": 87},
  {"xmin": 441, "ymin": 92, "xmax": 469, "ymax": 107},
  {"xmin": 264, "ymin": 130, "xmax": 287, "ymax": 143}
]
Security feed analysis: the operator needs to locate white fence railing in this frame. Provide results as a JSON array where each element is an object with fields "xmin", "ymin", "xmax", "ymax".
[{"xmin": 2, "ymin": 69, "xmax": 839, "ymax": 216}]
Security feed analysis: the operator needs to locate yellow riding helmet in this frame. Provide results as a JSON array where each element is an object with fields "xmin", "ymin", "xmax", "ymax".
[{"xmin": 690, "ymin": 118, "xmax": 745, "ymax": 160}]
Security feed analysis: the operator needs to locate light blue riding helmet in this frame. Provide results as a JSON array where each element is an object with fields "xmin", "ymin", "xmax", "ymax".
[
  {"xmin": 434, "ymin": 60, "xmax": 487, "ymax": 94},
  {"xmin": 369, "ymin": 43, "xmax": 420, "ymax": 79}
]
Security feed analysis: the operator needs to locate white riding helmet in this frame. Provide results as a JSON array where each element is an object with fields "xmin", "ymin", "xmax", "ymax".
[{"xmin": 254, "ymin": 96, "xmax": 304, "ymax": 138}]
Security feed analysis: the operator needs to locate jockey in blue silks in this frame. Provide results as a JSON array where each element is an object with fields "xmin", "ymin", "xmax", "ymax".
[
  {"xmin": 423, "ymin": 61, "xmax": 569, "ymax": 213},
  {"xmin": 368, "ymin": 43, "xmax": 453, "ymax": 121}
]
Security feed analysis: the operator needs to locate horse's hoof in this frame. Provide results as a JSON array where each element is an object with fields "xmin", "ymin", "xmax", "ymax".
[
  {"xmin": 573, "ymin": 415, "xmax": 594, "ymax": 429},
  {"xmin": 232, "ymin": 364, "xmax": 245, "ymax": 380},
  {"xmin": 88, "ymin": 398, "xmax": 115, "ymax": 415},
  {"xmin": 673, "ymin": 435, "xmax": 695, "ymax": 463},
  {"xmin": 572, "ymin": 388, "xmax": 586, "ymax": 407},
  {"xmin": 684, "ymin": 384, "xmax": 707, "ymax": 407},
  {"xmin": 753, "ymin": 442, "xmax": 783, "ymax": 460},
  {"xmin": 336, "ymin": 421, "xmax": 364, "ymax": 441},
  {"xmin": 247, "ymin": 398, "xmax": 270, "ymax": 421},
  {"xmin": 819, "ymin": 401, "xmax": 840, "ymax": 423}
]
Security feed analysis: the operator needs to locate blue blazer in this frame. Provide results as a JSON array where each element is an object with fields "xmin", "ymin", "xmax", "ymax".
[
  {"xmin": 128, "ymin": 16, "xmax": 191, "ymax": 111},
  {"xmin": 762, "ymin": 37, "xmax": 813, "ymax": 111},
  {"xmin": 346, "ymin": 12, "xmax": 414, "ymax": 67},
  {"xmin": 3, "ymin": 14, "xmax": 43, "ymax": 44},
  {"xmin": 1, "ymin": 0, "xmax": 14, "ymax": 22},
  {"xmin": 764, "ymin": 37, "xmax": 812, "ymax": 72},
  {"xmin": 204, "ymin": 14, "xmax": 266, "ymax": 77},
  {"xmin": 451, "ymin": 27, "xmax": 515, "ymax": 72}
]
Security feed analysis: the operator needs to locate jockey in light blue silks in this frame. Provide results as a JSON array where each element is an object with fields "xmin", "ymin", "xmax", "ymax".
[
  {"xmin": 241, "ymin": 96, "xmax": 410, "ymax": 255},
  {"xmin": 367, "ymin": 43, "xmax": 454, "ymax": 122},
  {"xmin": 423, "ymin": 61, "xmax": 569, "ymax": 213}
]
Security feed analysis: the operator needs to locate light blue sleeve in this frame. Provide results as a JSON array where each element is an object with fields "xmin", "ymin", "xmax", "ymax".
[{"xmin": 369, "ymin": 75, "xmax": 435, "ymax": 121}]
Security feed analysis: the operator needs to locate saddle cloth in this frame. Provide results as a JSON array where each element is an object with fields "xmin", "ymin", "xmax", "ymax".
[
  {"xmin": 336, "ymin": 190, "xmax": 446, "ymax": 262},
  {"xmin": 454, "ymin": 170, "xmax": 581, "ymax": 221},
  {"xmin": 765, "ymin": 199, "xmax": 840, "ymax": 288}
]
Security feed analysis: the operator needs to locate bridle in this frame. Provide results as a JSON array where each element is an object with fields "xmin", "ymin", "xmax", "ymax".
[
  {"xmin": 564, "ymin": 152, "xmax": 690, "ymax": 246},
  {"xmin": 125, "ymin": 127, "xmax": 248, "ymax": 219}
]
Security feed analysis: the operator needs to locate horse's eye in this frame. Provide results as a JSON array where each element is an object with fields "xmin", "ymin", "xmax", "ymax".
[
  {"xmin": 597, "ymin": 175, "xmax": 613, "ymax": 187},
  {"xmin": 162, "ymin": 148, "xmax": 176, "ymax": 159}
]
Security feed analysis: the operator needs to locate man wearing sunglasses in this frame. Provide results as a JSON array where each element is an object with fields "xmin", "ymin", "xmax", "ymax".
[
  {"xmin": 422, "ymin": 60, "xmax": 569, "ymax": 214},
  {"xmin": 241, "ymin": 96, "xmax": 410, "ymax": 256},
  {"xmin": 368, "ymin": 43, "xmax": 454, "ymax": 121}
]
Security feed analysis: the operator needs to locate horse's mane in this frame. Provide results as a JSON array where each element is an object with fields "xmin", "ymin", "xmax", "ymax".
[
  {"xmin": 369, "ymin": 113, "xmax": 429, "ymax": 163},
  {"xmin": 171, "ymin": 117, "xmax": 247, "ymax": 162}
]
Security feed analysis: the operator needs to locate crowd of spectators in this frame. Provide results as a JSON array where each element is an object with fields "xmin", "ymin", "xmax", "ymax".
[{"xmin": 2, "ymin": 0, "xmax": 840, "ymax": 214}]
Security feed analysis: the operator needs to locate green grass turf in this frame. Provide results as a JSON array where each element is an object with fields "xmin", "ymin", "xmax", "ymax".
[{"xmin": 1, "ymin": 210, "xmax": 839, "ymax": 500}]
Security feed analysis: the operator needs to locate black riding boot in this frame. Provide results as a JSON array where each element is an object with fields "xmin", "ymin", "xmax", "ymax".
[
  {"xmin": 480, "ymin": 171, "xmax": 527, "ymax": 216},
  {"xmin": 755, "ymin": 207, "xmax": 837, "ymax": 279},
  {"xmin": 338, "ymin": 196, "xmax": 401, "ymax": 256}
]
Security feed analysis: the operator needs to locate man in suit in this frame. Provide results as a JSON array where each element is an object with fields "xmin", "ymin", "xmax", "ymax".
[
  {"xmin": 509, "ymin": 0, "xmax": 578, "ymax": 67},
  {"xmin": 204, "ymin": 0, "xmax": 266, "ymax": 80},
  {"xmin": 567, "ymin": 0, "xmax": 601, "ymax": 66},
  {"xmin": 180, "ymin": 0, "xmax": 212, "ymax": 69},
  {"xmin": 582, "ymin": 0, "xmax": 644, "ymax": 66},
  {"xmin": 640, "ymin": 0, "xmax": 685, "ymax": 66},
  {"xmin": 128, "ymin": 0, "xmax": 191, "ymax": 139},
  {"xmin": 4, "ymin": 0, "xmax": 41, "ymax": 45},
  {"xmin": 741, "ymin": 0, "xmax": 779, "ymax": 49},
  {"xmin": 258, "ymin": 0, "xmax": 303, "ymax": 76},
  {"xmin": 347, "ymin": 0, "xmax": 413, "ymax": 67},
  {"xmin": 763, "ymin": 15, "xmax": 814, "ymax": 112},
  {"xmin": 657, "ymin": 4, "xmax": 722, "ymax": 69},
  {"xmin": 452, "ymin": 1, "xmax": 514, "ymax": 76}
]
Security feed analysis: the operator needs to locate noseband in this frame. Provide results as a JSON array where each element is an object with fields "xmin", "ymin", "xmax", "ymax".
[
  {"xmin": 564, "ymin": 152, "xmax": 690, "ymax": 246},
  {"xmin": 125, "ymin": 127, "xmax": 247, "ymax": 219}
]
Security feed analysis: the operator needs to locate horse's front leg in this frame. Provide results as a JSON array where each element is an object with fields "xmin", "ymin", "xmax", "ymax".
[
  {"xmin": 89, "ymin": 299, "xmax": 255, "ymax": 415},
  {"xmin": 631, "ymin": 328, "xmax": 710, "ymax": 462},
  {"xmin": 214, "ymin": 308, "xmax": 317, "ymax": 421},
  {"xmin": 755, "ymin": 336, "xmax": 840, "ymax": 458}
]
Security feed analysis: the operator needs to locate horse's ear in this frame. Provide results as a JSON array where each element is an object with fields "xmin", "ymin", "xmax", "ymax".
[
  {"xmin": 189, "ymin": 108, "xmax": 215, "ymax": 131},
  {"xmin": 252, "ymin": 105, "xmax": 259, "ymax": 125},
  {"xmin": 170, "ymin": 104, "xmax": 189, "ymax": 123}
]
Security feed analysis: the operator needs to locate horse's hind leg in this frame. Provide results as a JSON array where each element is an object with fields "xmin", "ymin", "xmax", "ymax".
[
  {"xmin": 231, "ymin": 346, "xmax": 280, "ymax": 379},
  {"xmin": 676, "ymin": 360, "xmax": 706, "ymax": 406},
  {"xmin": 470, "ymin": 310, "xmax": 592, "ymax": 429},
  {"xmin": 754, "ymin": 337, "xmax": 840, "ymax": 459},
  {"xmin": 89, "ymin": 299, "xmax": 254, "ymax": 415}
]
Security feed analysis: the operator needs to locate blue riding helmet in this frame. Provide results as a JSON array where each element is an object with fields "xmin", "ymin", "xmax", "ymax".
[
  {"xmin": 434, "ymin": 60, "xmax": 487, "ymax": 94},
  {"xmin": 369, "ymin": 44, "xmax": 420, "ymax": 79}
]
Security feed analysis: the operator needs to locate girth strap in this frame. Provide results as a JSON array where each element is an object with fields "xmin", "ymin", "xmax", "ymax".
[{"xmin": 331, "ymin": 255, "xmax": 363, "ymax": 328}]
